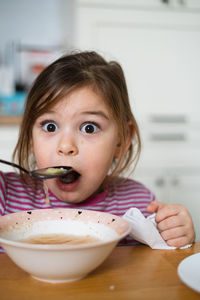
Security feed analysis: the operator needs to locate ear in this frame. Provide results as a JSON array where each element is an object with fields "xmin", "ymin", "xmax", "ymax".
[{"xmin": 114, "ymin": 121, "xmax": 135, "ymax": 158}]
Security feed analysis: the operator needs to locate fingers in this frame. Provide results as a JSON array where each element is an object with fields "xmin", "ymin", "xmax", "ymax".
[
  {"xmin": 156, "ymin": 207, "xmax": 186, "ymax": 228},
  {"xmin": 155, "ymin": 204, "xmax": 183, "ymax": 223},
  {"xmin": 160, "ymin": 226, "xmax": 185, "ymax": 241},
  {"xmin": 165, "ymin": 236, "xmax": 191, "ymax": 248},
  {"xmin": 146, "ymin": 200, "xmax": 165, "ymax": 213},
  {"xmin": 146, "ymin": 201, "xmax": 195, "ymax": 247}
]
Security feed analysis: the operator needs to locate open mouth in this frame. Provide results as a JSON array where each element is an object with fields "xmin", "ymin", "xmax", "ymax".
[{"xmin": 59, "ymin": 169, "xmax": 81, "ymax": 184}]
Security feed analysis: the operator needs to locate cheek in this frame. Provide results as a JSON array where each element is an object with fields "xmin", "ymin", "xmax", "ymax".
[
  {"xmin": 33, "ymin": 148, "xmax": 48, "ymax": 168},
  {"xmin": 32, "ymin": 134, "xmax": 50, "ymax": 168},
  {"xmin": 84, "ymin": 142, "xmax": 116, "ymax": 172}
]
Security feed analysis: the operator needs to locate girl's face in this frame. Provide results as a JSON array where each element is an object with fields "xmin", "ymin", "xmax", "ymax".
[{"xmin": 32, "ymin": 86, "xmax": 121, "ymax": 203}]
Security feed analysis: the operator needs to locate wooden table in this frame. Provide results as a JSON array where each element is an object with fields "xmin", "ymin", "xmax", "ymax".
[{"xmin": 0, "ymin": 242, "xmax": 200, "ymax": 300}]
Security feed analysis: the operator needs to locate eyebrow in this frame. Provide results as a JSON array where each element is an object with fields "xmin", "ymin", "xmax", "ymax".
[
  {"xmin": 81, "ymin": 111, "xmax": 110, "ymax": 120},
  {"xmin": 38, "ymin": 110, "xmax": 110, "ymax": 121}
]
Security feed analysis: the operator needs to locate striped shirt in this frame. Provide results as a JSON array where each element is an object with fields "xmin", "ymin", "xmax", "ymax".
[{"xmin": 0, "ymin": 171, "xmax": 155, "ymax": 251}]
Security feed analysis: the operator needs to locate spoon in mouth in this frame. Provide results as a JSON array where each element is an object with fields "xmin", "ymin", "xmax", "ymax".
[{"xmin": 0, "ymin": 159, "xmax": 72, "ymax": 179}]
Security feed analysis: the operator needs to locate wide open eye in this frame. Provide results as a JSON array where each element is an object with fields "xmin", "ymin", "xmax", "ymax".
[
  {"xmin": 81, "ymin": 122, "xmax": 99, "ymax": 134},
  {"xmin": 43, "ymin": 121, "xmax": 58, "ymax": 132}
]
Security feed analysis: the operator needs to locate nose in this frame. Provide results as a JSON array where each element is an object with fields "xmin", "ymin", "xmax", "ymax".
[{"xmin": 56, "ymin": 134, "xmax": 79, "ymax": 156}]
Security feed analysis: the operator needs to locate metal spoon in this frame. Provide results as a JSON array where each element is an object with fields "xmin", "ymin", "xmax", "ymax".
[{"xmin": 0, "ymin": 159, "xmax": 72, "ymax": 179}]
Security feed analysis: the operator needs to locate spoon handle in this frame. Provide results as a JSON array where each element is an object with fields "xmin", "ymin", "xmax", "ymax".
[{"xmin": 0, "ymin": 159, "xmax": 29, "ymax": 174}]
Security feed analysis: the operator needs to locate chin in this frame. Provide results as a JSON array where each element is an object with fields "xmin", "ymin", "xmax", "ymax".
[
  {"xmin": 57, "ymin": 192, "xmax": 85, "ymax": 204},
  {"xmin": 62, "ymin": 198, "xmax": 84, "ymax": 205}
]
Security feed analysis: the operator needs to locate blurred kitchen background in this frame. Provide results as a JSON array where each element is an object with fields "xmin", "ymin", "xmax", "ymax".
[{"xmin": 0, "ymin": 0, "xmax": 200, "ymax": 240}]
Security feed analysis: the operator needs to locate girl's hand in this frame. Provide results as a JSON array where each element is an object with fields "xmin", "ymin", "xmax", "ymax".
[{"xmin": 146, "ymin": 201, "xmax": 195, "ymax": 247}]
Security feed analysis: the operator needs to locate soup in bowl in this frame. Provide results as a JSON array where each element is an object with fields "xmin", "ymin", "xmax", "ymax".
[{"xmin": 0, "ymin": 208, "xmax": 131, "ymax": 283}]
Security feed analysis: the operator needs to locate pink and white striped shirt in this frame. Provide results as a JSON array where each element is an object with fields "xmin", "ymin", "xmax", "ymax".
[{"xmin": 0, "ymin": 171, "xmax": 155, "ymax": 250}]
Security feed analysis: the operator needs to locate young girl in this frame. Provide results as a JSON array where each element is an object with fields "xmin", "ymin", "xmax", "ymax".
[{"xmin": 0, "ymin": 51, "xmax": 195, "ymax": 248}]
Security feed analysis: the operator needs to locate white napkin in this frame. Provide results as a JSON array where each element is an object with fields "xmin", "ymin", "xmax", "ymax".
[{"xmin": 123, "ymin": 208, "xmax": 192, "ymax": 250}]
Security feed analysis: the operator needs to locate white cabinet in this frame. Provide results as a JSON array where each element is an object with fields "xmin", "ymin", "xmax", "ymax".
[
  {"xmin": 75, "ymin": 0, "xmax": 200, "ymax": 10},
  {"xmin": 0, "ymin": 126, "xmax": 19, "ymax": 172},
  {"xmin": 168, "ymin": 171, "xmax": 200, "ymax": 242},
  {"xmin": 134, "ymin": 167, "xmax": 200, "ymax": 241},
  {"xmin": 75, "ymin": 0, "xmax": 200, "ymax": 122}
]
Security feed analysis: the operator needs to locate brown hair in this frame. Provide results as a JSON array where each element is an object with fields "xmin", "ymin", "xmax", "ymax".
[{"xmin": 13, "ymin": 50, "xmax": 141, "ymax": 182}]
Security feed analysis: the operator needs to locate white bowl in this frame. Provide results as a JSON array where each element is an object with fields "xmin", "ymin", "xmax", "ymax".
[{"xmin": 0, "ymin": 208, "xmax": 131, "ymax": 283}]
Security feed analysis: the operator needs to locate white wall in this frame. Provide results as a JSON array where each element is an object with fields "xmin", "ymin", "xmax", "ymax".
[{"xmin": 0, "ymin": 0, "xmax": 75, "ymax": 55}]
